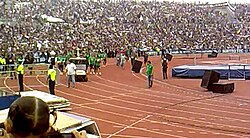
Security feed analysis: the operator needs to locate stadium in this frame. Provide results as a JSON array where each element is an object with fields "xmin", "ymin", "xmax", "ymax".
[{"xmin": 0, "ymin": 0, "xmax": 250, "ymax": 137}]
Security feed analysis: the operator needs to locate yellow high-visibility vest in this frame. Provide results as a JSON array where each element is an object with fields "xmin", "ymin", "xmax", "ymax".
[
  {"xmin": 17, "ymin": 65, "xmax": 24, "ymax": 75},
  {"xmin": 2, "ymin": 58, "xmax": 6, "ymax": 65},
  {"xmin": 48, "ymin": 69, "xmax": 56, "ymax": 81},
  {"xmin": 0, "ymin": 58, "xmax": 3, "ymax": 64}
]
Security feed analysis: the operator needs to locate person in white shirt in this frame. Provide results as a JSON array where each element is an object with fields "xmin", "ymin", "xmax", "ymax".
[
  {"xmin": 65, "ymin": 60, "xmax": 76, "ymax": 88},
  {"xmin": 120, "ymin": 53, "xmax": 126, "ymax": 69}
]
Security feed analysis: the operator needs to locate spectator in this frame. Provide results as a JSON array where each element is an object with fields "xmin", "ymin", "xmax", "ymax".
[
  {"xmin": 0, "ymin": 96, "xmax": 87, "ymax": 138},
  {"xmin": 2, "ymin": 96, "xmax": 52, "ymax": 138},
  {"xmin": 0, "ymin": 0, "xmax": 249, "ymax": 67}
]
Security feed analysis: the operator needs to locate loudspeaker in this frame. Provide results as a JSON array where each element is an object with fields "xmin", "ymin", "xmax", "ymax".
[
  {"xmin": 166, "ymin": 53, "xmax": 173, "ymax": 61},
  {"xmin": 211, "ymin": 82, "xmax": 234, "ymax": 93},
  {"xmin": 208, "ymin": 51, "xmax": 218, "ymax": 58},
  {"xmin": 132, "ymin": 60, "xmax": 142, "ymax": 73},
  {"xmin": 201, "ymin": 70, "xmax": 220, "ymax": 91}
]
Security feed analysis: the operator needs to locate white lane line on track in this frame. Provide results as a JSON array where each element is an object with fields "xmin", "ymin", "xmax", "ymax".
[
  {"xmin": 33, "ymin": 76, "xmax": 193, "ymax": 138},
  {"xmin": 105, "ymin": 115, "xmax": 185, "ymax": 138},
  {"xmin": 8, "ymin": 73, "xmax": 244, "ymax": 137},
  {"xmin": 31, "ymin": 76, "xmax": 244, "ymax": 136},
  {"xmin": 95, "ymin": 74, "xmax": 250, "ymax": 113},
  {"xmin": 3, "ymin": 62, "xmax": 248, "ymax": 137},
  {"xmin": 50, "ymin": 76, "xmax": 250, "ymax": 137},
  {"xmin": 78, "ymin": 80, "xmax": 250, "ymax": 123},
  {"xmin": 136, "ymin": 67, "xmax": 250, "ymax": 106},
  {"xmin": 18, "ymin": 70, "xmax": 247, "ymax": 138},
  {"xmin": 3, "ymin": 76, "xmax": 15, "ymax": 93}
]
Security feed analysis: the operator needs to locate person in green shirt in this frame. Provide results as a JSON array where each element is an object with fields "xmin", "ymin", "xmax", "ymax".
[
  {"xmin": 47, "ymin": 65, "xmax": 56, "ymax": 95},
  {"xmin": 85, "ymin": 51, "xmax": 90, "ymax": 73},
  {"xmin": 95, "ymin": 57, "xmax": 102, "ymax": 75},
  {"xmin": 88, "ymin": 55, "xmax": 96, "ymax": 74},
  {"xmin": 57, "ymin": 56, "xmax": 66, "ymax": 73},
  {"xmin": 146, "ymin": 61, "xmax": 153, "ymax": 88}
]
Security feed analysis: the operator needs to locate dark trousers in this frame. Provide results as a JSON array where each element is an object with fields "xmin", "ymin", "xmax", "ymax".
[
  {"xmin": 103, "ymin": 58, "xmax": 107, "ymax": 65},
  {"xmin": 18, "ymin": 74, "xmax": 24, "ymax": 91},
  {"xmin": 147, "ymin": 75, "xmax": 153, "ymax": 88},
  {"xmin": 49, "ymin": 80, "xmax": 55, "ymax": 95},
  {"xmin": 10, "ymin": 66, "xmax": 16, "ymax": 79},
  {"xmin": 58, "ymin": 63, "xmax": 64, "ymax": 72},
  {"xmin": 162, "ymin": 68, "xmax": 168, "ymax": 79}
]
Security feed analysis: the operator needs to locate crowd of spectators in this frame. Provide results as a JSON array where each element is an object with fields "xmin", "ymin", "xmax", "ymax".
[{"xmin": 0, "ymin": 0, "xmax": 249, "ymax": 65}]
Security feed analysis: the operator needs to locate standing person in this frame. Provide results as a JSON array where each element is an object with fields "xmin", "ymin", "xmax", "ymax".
[
  {"xmin": 95, "ymin": 57, "xmax": 102, "ymax": 75},
  {"xmin": 57, "ymin": 55, "xmax": 65, "ymax": 73},
  {"xmin": 143, "ymin": 53, "xmax": 148, "ymax": 65},
  {"xmin": 120, "ymin": 53, "xmax": 126, "ymax": 69},
  {"xmin": 16, "ymin": 60, "xmax": 24, "ymax": 92},
  {"xmin": 130, "ymin": 52, "xmax": 135, "ymax": 69},
  {"xmin": 1, "ymin": 96, "xmax": 87, "ymax": 138},
  {"xmin": 162, "ymin": 58, "xmax": 168, "ymax": 79},
  {"xmin": 65, "ymin": 60, "xmax": 76, "ymax": 88},
  {"xmin": 47, "ymin": 65, "xmax": 56, "ymax": 95},
  {"xmin": 88, "ymin": 54, "xmax": 96, "ymax": 75},
  {"xmin": 146, "ymin": 61, "xmax": 153, "ymax": 88},
  {"xmin": 116, "ymin": 54, "xmax": 120, "ymax": 66},
  {"xmin": 102, "ymin": 52, "xmax": 107, "ymax": 66},
  {"xmin": 2, "ymin": 96, "xmax": 52, "ymax": 138}
]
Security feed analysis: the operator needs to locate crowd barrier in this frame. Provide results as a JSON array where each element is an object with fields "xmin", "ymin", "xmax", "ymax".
[{"xmin": 0, "ymin": 64, "xmax": 49, "ymax": 78}]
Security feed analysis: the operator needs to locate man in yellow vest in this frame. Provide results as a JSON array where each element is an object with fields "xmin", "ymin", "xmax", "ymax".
[
  {"xmin": 47, "ymin": 64, "xmax": 56, "ymax": 95},
  {"xmin": 16, "ymin": 60, "xmax": 24, "ymax": 91}
]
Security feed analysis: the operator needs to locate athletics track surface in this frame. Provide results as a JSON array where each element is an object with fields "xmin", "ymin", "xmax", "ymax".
[{"xmin": 1, "ymin": 53, "xmax": 250, "ymax": 138}]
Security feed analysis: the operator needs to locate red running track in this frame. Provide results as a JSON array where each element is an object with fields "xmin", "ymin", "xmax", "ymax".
[{"xmin": 1, "ymin": 53, "xmax": 250, "ymax": 138}]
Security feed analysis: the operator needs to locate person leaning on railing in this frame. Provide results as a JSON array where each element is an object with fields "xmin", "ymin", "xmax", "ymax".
[{"xmin": 0, "ymin": 96, "xmax": 87, "ymax": 138}]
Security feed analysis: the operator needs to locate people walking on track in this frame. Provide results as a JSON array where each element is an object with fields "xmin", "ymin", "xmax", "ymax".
[
  {"xmin": 120, "ymin": 53, "xmax": 126, "ymax": 69},
  {"xmin": 146, "ymin": 61, "xmax": 153, "ymax": 88},
  {"xmin": 65, "ymin": 60, "xmax": 76, "ymax": 88}
]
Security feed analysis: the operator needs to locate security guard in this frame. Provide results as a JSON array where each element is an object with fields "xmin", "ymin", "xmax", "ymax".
[
  {"xmin": 16, "ymin": 60, "xmax": 24, "ymax": 92},
  {"xmin": 0, "ymin": 56, "xmax": 6, "ymax": 72},
  {"xmin": 47, "ymin": 65, "xmax": 56, "ymax": 95},
  {"xmin": 0, "ymin": 57, "xmax": 3, "ymax": 71}
]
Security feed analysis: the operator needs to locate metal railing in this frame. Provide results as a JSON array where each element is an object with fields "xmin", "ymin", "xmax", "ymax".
[{"xmin": 0, "ymin": 64, "xmax": 49, "ymax": 78}]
